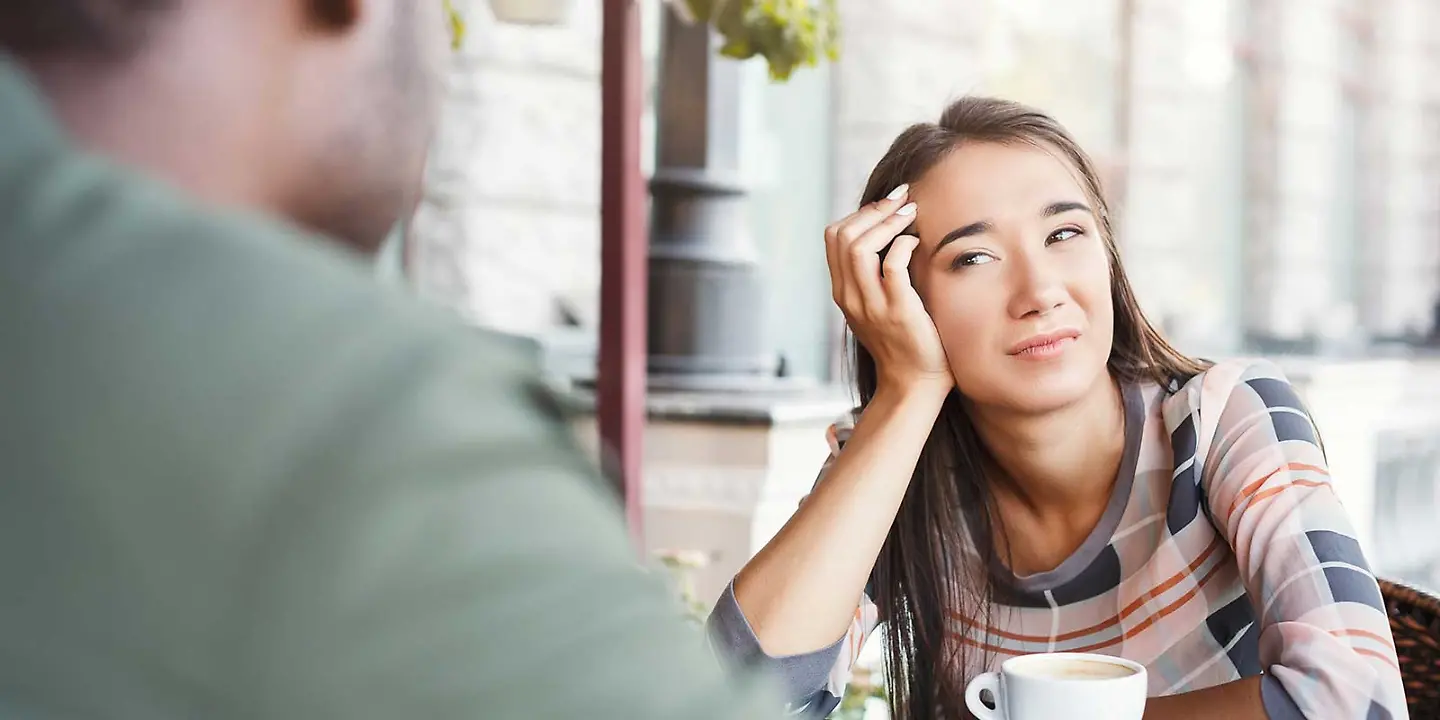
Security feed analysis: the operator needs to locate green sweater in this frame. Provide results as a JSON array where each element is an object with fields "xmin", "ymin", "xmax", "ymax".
[{"xmin": 0, "ymin": 56, "xmax": 778, "ymax": 719}]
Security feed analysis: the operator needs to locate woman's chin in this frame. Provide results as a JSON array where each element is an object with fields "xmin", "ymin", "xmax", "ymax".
[{"xmin": 982, "ymin": 364, "xmax": 1109, "ymax": 415}]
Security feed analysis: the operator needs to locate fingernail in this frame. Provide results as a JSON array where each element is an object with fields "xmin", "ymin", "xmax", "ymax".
[
  {"xmin": 887, "ymin": 184, "xmax": 909, "ymax": 201},
  {"xmin": 896, "ymin": 202, "xmax": 917, "ymax": 216}
]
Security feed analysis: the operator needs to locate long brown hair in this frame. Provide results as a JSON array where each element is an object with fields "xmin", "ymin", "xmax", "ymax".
[{"xmin": 853, "ymin": 97, "xmax": 1206, "ymax": 719}]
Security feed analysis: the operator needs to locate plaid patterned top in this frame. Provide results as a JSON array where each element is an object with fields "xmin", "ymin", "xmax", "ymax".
[{"xmin": 708, "ymin": 360, "xmax": 1408, "ymax": 718}]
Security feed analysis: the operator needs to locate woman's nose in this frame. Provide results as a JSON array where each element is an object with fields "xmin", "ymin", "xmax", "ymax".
[{"xmin": 1006, "ymin": 251, "xmax": 1068, "ymax": 319}]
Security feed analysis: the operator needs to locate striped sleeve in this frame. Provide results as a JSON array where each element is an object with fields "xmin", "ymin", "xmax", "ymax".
[
  {"xmin": 1201, "ymin": 361, "xmax": 1408, "ymax": 719},
  {"xmin": 705, "ymin": 416, "xmax": 882, "ymax": 717}
]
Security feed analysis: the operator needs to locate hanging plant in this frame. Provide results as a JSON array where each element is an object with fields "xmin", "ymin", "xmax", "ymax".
[
  {"xmin": 448, "ymin": 0, "xmax": 841, "ymax": 81},
  {"xmin": 670, "ymin": 0, "xmax": 842, "ymax": 82}
]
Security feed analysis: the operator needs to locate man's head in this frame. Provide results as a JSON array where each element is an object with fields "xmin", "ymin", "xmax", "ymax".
[{"xmin": 0, "ymin": 0, "xmax": 448, "ymax": 253}]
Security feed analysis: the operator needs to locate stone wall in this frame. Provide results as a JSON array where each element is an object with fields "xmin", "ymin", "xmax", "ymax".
[
  {"xmin": 828, "ymin": 0, "xmax": 990, "ymax": 216},
  {"xmin": 409, "ymin": 0, "xmax": 605, "ymax": 334}
]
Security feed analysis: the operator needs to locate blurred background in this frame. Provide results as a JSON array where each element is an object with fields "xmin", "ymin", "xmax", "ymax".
[{"xmin": 389, "ymin": 0, "xmax": 1439, "ymax": 653}]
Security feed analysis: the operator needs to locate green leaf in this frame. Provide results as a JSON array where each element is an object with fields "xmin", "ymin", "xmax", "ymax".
[
  {"xmin": 718, "ymin": 38, "xmax": 754, "ymax": 59},
  {"xmin": 444, "ymin": 0, "xmax": 466, "ymax": 51}
]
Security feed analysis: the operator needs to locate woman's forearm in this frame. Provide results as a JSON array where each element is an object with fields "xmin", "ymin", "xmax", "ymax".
[
  {"xmin": 731, "ymin": 381, "xmax": 948, "ymax": 657},
  {"xmin": 1143, "ymin": 677, "xmax": 1266, "ymax": 720}
]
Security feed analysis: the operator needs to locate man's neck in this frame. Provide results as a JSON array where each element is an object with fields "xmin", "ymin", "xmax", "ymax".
[{"xmin": 25, "ymin": 46, "xmax": 282, "ymax": 214}]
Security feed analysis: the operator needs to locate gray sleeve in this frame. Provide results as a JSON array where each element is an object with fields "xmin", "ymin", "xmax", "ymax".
[
  {"xmin": 1261, "ymin": 674, "xmax": 1305, "ymax": 720},
  {"xmin": 706, "ymin": 581, "xmax": 847, "ymax": 704}
]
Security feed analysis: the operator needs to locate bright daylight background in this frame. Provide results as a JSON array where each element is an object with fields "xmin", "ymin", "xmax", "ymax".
[{"xmin": 387, "ymin": 1, "xmax": 1440, "ymax": 715}]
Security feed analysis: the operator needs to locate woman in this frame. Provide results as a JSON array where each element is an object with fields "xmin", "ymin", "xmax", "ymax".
[{"xmin": 707, "ymin": 97, "xmax": 1407, "ymax": 720}]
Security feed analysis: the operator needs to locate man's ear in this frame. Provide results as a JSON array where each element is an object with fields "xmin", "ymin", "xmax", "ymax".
[{"xmin": 307, "ymin": 0, "xmax": 360, "ymax": 31}]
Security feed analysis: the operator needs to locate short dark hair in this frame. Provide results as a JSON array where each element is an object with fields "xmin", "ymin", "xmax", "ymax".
[{"xmin": 0, "ymin": 0, "xmax": 177, "ymax": 60}]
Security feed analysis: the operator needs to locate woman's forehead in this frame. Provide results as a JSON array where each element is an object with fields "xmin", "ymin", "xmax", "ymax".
[{"xmin": 913, "ymin": 142, "xmax": 1088, "ymax": 209}]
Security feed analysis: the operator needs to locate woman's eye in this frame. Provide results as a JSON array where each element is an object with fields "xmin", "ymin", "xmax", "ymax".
[
  {"xmin": 1047, "ymin": 227, "xmax": 1083, "ymax": 245},
  {"xmin": 953, "ymin": 252, "xmax": 996, "ymax": 269}
]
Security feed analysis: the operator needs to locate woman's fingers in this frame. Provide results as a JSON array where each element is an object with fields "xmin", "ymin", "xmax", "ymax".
[
  {"xmin": 824, "ymin": 185, "xmax": 909, "ymax": 282},
  {"xmin": 825, "ymin": 185, "xmax": 914, "ymax": 319},
  {"xmin": 846, "ymin": 184, "xmax": 910, "ymax": 236},
  {"xmin": 824, "ymin": 222, "xmax": 844, "ymax": 306},
  {"xmin": 882, "ymin": 234, "xmax": 921, "ymax": 304},
  {"xmin": 845, "ymin": 202, "xmax": 916, "ymax": 311},
  {"xmin": 854, "ymin": 202, "xmax": 916, "ymax": 255},
  {"xmin": 832, "ymin": 185, "xmax": 909, "ymax": 249}
]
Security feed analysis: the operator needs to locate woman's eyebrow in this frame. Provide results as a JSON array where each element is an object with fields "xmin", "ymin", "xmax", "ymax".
[
  {"xmin": 1043, "ymin": 201, "xmax": 1092, "ymax": 217},
  {"xmin": 935, "ymin": 220, "xmax": 993, "ymax": 252}
]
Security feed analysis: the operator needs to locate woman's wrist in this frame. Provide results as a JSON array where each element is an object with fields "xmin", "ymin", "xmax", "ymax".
[
  {"xmin": 875, "ymin": 373, "xmax": 954, "ymax": 406},
  {"xmin": 870, "ymin": 376, "xmax": 952, "ymax": 425}
]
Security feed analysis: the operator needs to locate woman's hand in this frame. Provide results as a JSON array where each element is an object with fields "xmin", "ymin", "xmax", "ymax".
[{"xmin": 825, "ymin": 185, "xmax": 951, "ymax": 397}]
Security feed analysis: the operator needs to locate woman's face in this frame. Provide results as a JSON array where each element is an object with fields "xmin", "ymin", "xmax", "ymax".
[{"xmin": 907, "ymin": 141, "xmax": 1115, "ymax": 414}]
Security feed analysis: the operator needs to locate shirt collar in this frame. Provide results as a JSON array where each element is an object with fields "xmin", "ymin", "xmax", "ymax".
[{"xmin": 0, "ymin": 53, "xmax": 66, "ymax": 160}]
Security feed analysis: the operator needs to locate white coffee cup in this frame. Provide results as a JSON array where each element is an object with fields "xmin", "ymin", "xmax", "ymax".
[{"xmin": 964, "ymin": 652, "xmax": 1147, "ymax": 720}]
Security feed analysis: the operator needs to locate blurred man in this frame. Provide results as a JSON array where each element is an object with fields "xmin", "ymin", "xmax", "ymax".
[{"xmin": 0, "ymin": 1, "xmax": 778, "ymax": 717}]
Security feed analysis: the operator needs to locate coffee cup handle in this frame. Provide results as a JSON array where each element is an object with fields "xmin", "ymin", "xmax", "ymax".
[{"xmin": 964, "ymin": 671, "xmax": 1004, "ymax": 719}]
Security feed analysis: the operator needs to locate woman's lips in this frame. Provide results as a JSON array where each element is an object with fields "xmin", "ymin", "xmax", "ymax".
[{"xmin": 1008, "ymin": 329, "xmax": 1081, "ymax": 358}]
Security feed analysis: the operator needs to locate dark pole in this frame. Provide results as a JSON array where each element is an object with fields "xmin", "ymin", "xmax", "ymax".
[
  {"xmin": 646, "ymin": 4, "xmax": 776, "ymax": 389},
  {"xmin": 599, "ymin": 0, "xmax": 647, "ymax": 548}
]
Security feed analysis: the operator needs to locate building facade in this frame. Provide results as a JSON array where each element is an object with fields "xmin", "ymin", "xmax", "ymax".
[
  {"xmin": 413, "ymin": 0, "xmax": 1440, "ymax": 363},
  {"xmin": 406, "ymin": 0, "xmax": 1440, "ymax": 590}
]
